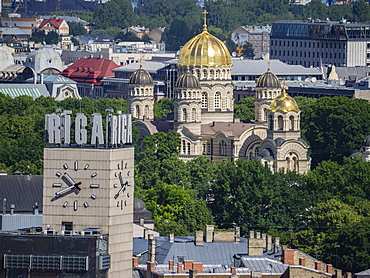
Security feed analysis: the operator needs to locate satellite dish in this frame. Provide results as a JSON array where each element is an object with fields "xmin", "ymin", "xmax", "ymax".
[{"xmin": 311, "ymin": 77, "xmax": 317, "ymax": 82}]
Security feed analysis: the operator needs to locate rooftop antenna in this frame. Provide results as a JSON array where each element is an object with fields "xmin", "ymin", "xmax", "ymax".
[{"xmin": 202, "ymin": 10, "xmax": 208, "ymax": 32}]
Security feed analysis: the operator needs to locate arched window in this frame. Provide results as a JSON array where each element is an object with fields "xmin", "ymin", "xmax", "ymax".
[
  {"xmin": 286, "ymin": 157, "xmax": 291, "ymax": 170},
  {"xmin": 187, "ymin": 142, "xmax": 191, "ymax": 154},
  {"xmin": 219, "ymin": 140, "xmax": 226, "ymax": 156},
  {"xmin": 269, "ymin": 115, "xmax": 274, "ymax": 130},
  {"xmin": 192, "ymin": 108, "xmax": 196, "ymax": 122},
  {"xmin": 182, "ymin": 108, "xmax": 187, "ymax": 122},
  {"xmin": 254, "ymin": 147, "xmax": 259, "ymax": 157},
  {"xmin": 226, "ymin": 92, "xmax": 231, "ymax": 110},
  {"xmin": 203, "ymin": 69, "xmax": 207, "ymax": 79},
  {"xmin": 201, "ymin": 92, "xmax": 208, "ymax": 108},
  {"xmin": 182, "ymin": 140, "xmax": 186, "ymax": 154},
  {"xmin": 263, "ymin": 108, "xmax": 268, "ymax": 121},
  {"xmin": 278, "ymin": 115, "xmax": 283, "ymax": 130},
  {"xmin": 289, "ymin": 115, "xmax": 294, "ymax": 130},
  {"xmin": 215, "ymin": 92, "xmax": 221, "ymax": 108},
  {"xmin": 202, "ymin": 142, "xmax": 207, "ymax": 155},
  {"xmin": 144, "ymin": 105, "xmax": 149, "ymax": 119},
  {"xmin": 135, "ymin": 105, "xmax": 140, "ymax": 119},
  {"xmin": 210, "ymin": 70, "xmax": 214, "ymax": 79},
  {"xmin": 293, "ymin": 157, "xmax": 298, "ymax": 171}
]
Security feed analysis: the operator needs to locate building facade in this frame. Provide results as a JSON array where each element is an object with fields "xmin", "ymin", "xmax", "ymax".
[{"xmin": 270, "ymin": 20, "xmax": 370, "ymax": 68}]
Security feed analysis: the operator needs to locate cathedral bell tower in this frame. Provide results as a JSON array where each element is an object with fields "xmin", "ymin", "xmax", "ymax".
[
  {"xmin": 173, "ymin": 68, "xmax": 202, "ymax": 134},
  {"xmin": 127, "ymin": 63, "xmax": 154, "ymax": 121},
  {"xmin": 254, "ymin": 62, "xmax": 282, "ymax": 123}
]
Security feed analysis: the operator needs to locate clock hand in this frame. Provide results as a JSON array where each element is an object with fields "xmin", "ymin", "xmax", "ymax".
[
  {"xmin": 114, "ymin": 172, "xmax": 126, "ymax": 199},
  {"xmin": 55, "ymin": 181, "xmax": 82, "ymax": 197}
]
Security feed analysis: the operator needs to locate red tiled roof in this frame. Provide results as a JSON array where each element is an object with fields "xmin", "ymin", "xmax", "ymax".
[
  {"xmin": 39, "ymin": 18, "xmax": 65, "ymax": 29},
  {"xmin": 60, "ymin": 57, "xmax": 120, "ymax": 85}
]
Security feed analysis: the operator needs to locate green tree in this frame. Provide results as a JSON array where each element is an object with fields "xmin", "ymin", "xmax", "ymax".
[
  {"xmin": 45, "ymin": 31, "xmax": 59, "ymax": 45},
  {"xmin": 153, "ymin": 98, "xmax": 174, "ymax": 119},
  {"xmin": 68, "ymin": 22, "xmax": 86, "ymax": 36},
  {"xmin": 93, "ymin": 0, "xmax": 137, "ymax": 30},
  {"xmin": 301, "ymin": 96, "xmax": 370, "ymax": 166},
  {"xmin": 234, "ymin": 97, "xmax": 255, "ymax": 121},
  {"xmin": 353, "ymin": 0, "xmax": 370, "ymax": 22}
]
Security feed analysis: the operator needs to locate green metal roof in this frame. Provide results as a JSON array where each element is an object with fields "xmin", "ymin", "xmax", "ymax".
[{"xmin": 0, "ymin": 84, "xmax": 49, "ymax": 99}]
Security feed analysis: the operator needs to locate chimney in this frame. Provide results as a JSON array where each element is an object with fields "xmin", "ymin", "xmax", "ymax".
[
  {"xmin": 139, "ymin": 218, "xmax": 144, "ymax": 226},
  {"xmin": 184, "ymin": 260, "xmax": 194, "ymax": 270},
  {"xmin": 177, "ymin": 263, "xmax": 183, "ymax": 273},
  {"xmin": 133, "ymin": 257, "xmax": 139, "ymax": 267},
  {"xmin": 169, "ymin": 260, "xmax": 174, "ymax": 271},
  {"xmin": 266, "ymin": 235, "xmax": 272, "ymax": 251},
  {"xmin": 10, "ymin": 204, "xmax": 15, "ymax": 215},
  {"xmin": 256, "ymin": 232, "xmax": 261, "ymax": 239},
  {"xmin": 169, "ymin": 234, "xmax": 174, "ymax": 243},
  {"xmin": 283, "ymin": 249, "xmax": 295, "ymax": 265},
  {"xmin": 234, "ymin": 227, "xmax": 240, "ymax": 243},
  {"xmin": 148, "ymin": 234, "xmax": 156, "ymax": 262},
  {"xmin": 315, "ymin": 262, "xmax": 322, "ymax": 271},
  {"xmin": 249, "ymin": 230, "xmax": 255, "ymax": 238},
  {"xmin": 274, "ymin": 237, "xmax": 280, "ymax": 253},
  {"xmin": 192, "ymin": 262, "xmax": 203, "ymax": 273},
  {"xmin": 2, "ymin": 198, "xmax": 6, "ymax": 214},
  {"xmin": 299, "ymin": 258, "xmax": 306, "ymax": 267},
  {"xmin": 327, "ymin": 264, "xmax": 333, "ymax": 274},
  {"xmin": 189, "ymin": 269, "xmax": 198, "ymax": 278},
  {"xmin": 33, "ymin": 202, "xmax": 39, "ymax": 215},
  {"xmin": 231, "ymin": 267, "xmax": 236, "ymax": 275},
  {"xmin": 205, "ymin": 225, "xmax": 214, "ymax": 242},
  {"xmin": 144, "ymin": 228, "xmax": 149, "ymax": 239},
  {"xmin": 195, "ymin": 231, "xmax": 203, "ymax": 246},
  {"xmin": 147, "ymin": 261, "xmax": 155, "ymax": 272}
]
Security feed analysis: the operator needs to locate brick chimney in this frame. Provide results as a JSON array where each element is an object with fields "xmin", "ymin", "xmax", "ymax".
[
  {"xmin": 147, "ymin": 261, "xmax": 155, "ymax": 272},
  {"xmin": 315, "ymin": 262, "xmax": 322, "ymax": 271},
  {"xmin": 169, "ymin": 260, "xmax": 174, "ymax": 271},
  {"xmin": 133, "ymin": 257, "xmax": 139, "ymax": 267},
  {"xmin": 299, "ymin": 258, "xmax": 306, "ymax": 267},
  {"xmin": 231, "ymin": 267, "xmax": 237, "ymax": 275},
  {"xmin": 177, "ymin": 262, "xmax": 183, "ymax": 273},
  {"xmin": 283, "ymin": 249, "xmax": 295, "ymax": 265},
  {"xmin": 195, "ymin": 230, "xmax": 204, "ymax": 246},
  {"xmin": 206, "ymin": 225, "xmax": 214, "ymax": 242},
  {"xmin": 327, "ymin": 264, "xmax": 332, "ymax": 274},
  {"xmin": 184, "ymin": 260, "xmax": 194, "ymax": 270},
  {"xmin": 192, "ymin": 262, "xmax": 203, "ymax": 273}
]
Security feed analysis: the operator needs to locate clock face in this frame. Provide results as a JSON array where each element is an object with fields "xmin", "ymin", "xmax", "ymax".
[
  {"xmin": 51, "ymin": 160, "xmax": 99, "ymax": 210},
  {"xmin": 113, "ymin": 160, "xmax": 131, "ymax": 210}
]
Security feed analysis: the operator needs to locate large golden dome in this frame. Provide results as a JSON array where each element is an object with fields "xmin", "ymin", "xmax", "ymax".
[
  {"xmin": 270, "ymin": 88, "xmax": 299, "ymax": 113},
  {"xmin": 178, "ymin": 12, "xmax": 231, "ymax": 67}
]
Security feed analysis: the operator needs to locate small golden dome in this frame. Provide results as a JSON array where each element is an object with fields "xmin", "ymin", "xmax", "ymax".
[
  {"xmin": 256, "ymin": 63, "xmax": 281, "ymax": 88},
  {"xmin": 178, "ymin": 11, "xmax": 231, "ymax": 67},
  {"xmin": 270, "ymin": 88, "xmax": 299, "ymax": 113}
]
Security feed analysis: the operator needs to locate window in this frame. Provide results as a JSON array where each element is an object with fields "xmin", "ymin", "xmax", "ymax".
[
  {"xmin": 219, "ymin": 140, "xmax": 226, "ymax": 156},
  {"xmin": 192, "ymin": 108, "xmax": 196, "ymax": 122},
  {"xmin": 278, "ymin": 115, "xmax": 283, "ymax": 130},
  {"xmin": 201, "ymin": 92, "xmax": 208, "ymax": 108},
  {"xmin": 215, "ymin": 92, "xmax": 221, "ymax": 108},
  {"xmin": 269, "ymin": 115, "xmax": 274, "ymax": 130},
  {"xmin": 182, "ymin": 140, "xmax": 186, "ymax": 154},
  {"xmin": 144, "ymin": 105, "xmax": 149, "ymax": 119},
  {"xmin": 254, "ymin": 147, "xmax": 259, "ymax": 157},
  {"xmin": 187, "ymin": 142, "xmax": 191, "ymax": 154},
  {"xmin": 182, "ymin": 108, "xmax": 187, "ymax": 122},
  {"xmin": 135, "ymin": 105, "xmax": 140, "ymax": 119},
  {"xmin": 289, "ymin": 115, "xmax": 294, "ymax": 130},
  {"xmin": 62, "ymin": 222, "xmax": 73, "ymax": 231}
]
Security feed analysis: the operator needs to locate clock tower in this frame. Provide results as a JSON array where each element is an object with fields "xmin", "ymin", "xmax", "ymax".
[{"xmin": 43, "ymin": 110, "xmax": 134, "ymax": 278}]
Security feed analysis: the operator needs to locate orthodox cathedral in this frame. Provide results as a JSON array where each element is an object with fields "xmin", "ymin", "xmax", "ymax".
[{"xmin": 128, "ymin": 12, "xmax": 311, "ymax": 174}]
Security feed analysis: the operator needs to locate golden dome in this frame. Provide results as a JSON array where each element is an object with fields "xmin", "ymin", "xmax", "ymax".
[
  {"xmin": 270, "ymin": 88, "xmax": 299, "ymax": 113},
  {"xmin": 178, "ymin": 11, "xmax": 231, "ymax": 67},
  {"xmin": 256, "ymin": 63, "xmax": 281, "ymax": 88}
]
